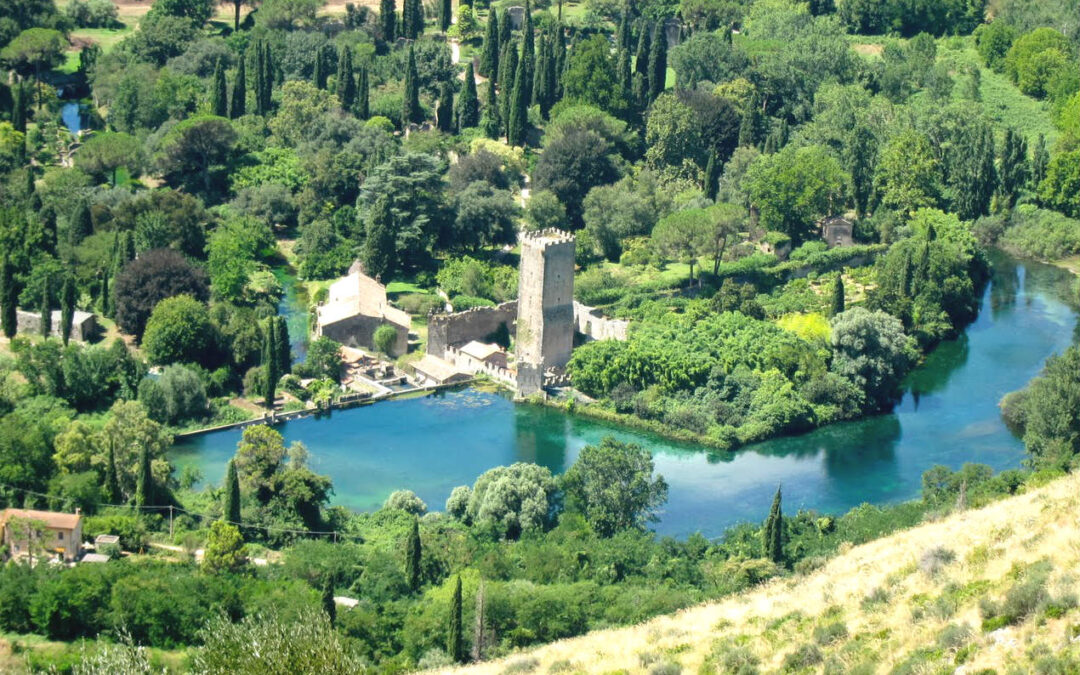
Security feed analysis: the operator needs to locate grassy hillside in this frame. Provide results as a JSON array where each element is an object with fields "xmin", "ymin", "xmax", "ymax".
[{"xmin": 441, "ymin": 474, "xmax": 1080, "ymax": 674}]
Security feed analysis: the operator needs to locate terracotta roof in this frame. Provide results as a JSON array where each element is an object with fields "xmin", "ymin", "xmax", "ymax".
[{"xmin": 1, "ymin": 508, "xmax": 82, "ymax": 531}]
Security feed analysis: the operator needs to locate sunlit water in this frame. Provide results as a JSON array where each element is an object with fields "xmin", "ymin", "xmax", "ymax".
[{"xmin": 172, "ymin": 253, "xmax": 1077, "ymax": 537}]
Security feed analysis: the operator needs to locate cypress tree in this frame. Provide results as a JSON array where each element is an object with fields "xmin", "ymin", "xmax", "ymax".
[
  {"xmin": 337, "ymin": 46, "xmax": 356, "ymax": 109},
  {"xmin": 363, "ymin": 195, "xmax": 396, "ymax": 278},
  {"xmin": 848, "ymin": 124, "xmax": 874, "ymax": 218},
  {"xmin": 379, "ymin": 0, "xmax": 396, "ymax": 43},
  {"xmin": 401, "ymin": 45, "xmax": 420, "ymax": 126},
  {"xmin": 439, "ymin": 0, "xmax": 451, "ymax": 32},
  {"xmin": 263, "ymin": 320, "xmax": 279, "ymax": 409},
  {"xmin": 11, "ymin": 82, "xmax": 26, "ymax": 134},
  {"xmin": 458, "ymin": 64, "xmax": 479, "ymax": 129},
  {"xmin": 739, "ymin": 93, "xmax": 763, "ymax": 148},
  {"xmin": 553, "ymin": 22, "xmax": 565, "ymax": 99},
  {"xmin": 357, "ymin": 66, "xmax": 370, "ymax": 119},
  {"xmin": 262, "ymin": 41, "xmax": 274, "ymax": 111},
  {"xmin": 618, "ymin": 5, "xmax": 632, "ymax": 51},
  {"xmin": 60, "ymin": 274, "xmax": 75, "ymax": 346},
  {"xmin": 230, "ymin": 52, "xmax": 247, "ymax": 118},
  {"xmin": 617, "ymin": 46, "xmax": 632, "ymax": 103},
  {"xmin": 1031, "ymin": 134, "xmax": 1048, "ymax": 190},
  {"xmin": 0, "ymin": 256, "xmax": 17, "ymax": 339},
  {"xmin": 634, "ymin": 21, "xmax": 650, "ymax": 77},
  {"xmin": 830, "ymin": 277, "xmax": 845, "ymax": 317},
  {"xmin": 481, "ymin": 76, "xmax": 499, "ymax": 139},
  {"xmin": 212, "ymin": 59, "xmax": 228, "ymax": 117},
  {"xmin": 437, "ymin": 81, "xmax": 455, "ymax": 132},
  {"xmin": 99, "ymin": 268, "xmax": 110, "ymax": 317},
  {"xmin": 275, "ymin": 316, "xmax": 291, "ymax": 375},
  {"xmin": 499, "ymin": 43, "xmax": 517, "ymax": 132},
  {"xmin": 520, "ymin": 0, "xmax": 535, "ymax": 104},
  {"xmin": 763, "ymin": 485, "xmax": 783, "ymax": 564},
  {"xmin": 223, "ymin": 459, "xmax": 242, "ymax": 524},
  {"xmin": 998, "ymin": 127, "xmax": 1027, "ymax": 210},
  {"xmin": 104, "ymin": 439, "xmax": 120, "ymax": 503},
  {"xmin": 404, "ymin": 0, "xmax": 423, "ymax": 39},
  {"xmin": 69, "ymin": 199, "xmax": 93, "ymax": 246},
  {"xmin": 135, "ymin": 443, "xmax": 152, "ymax": 508},
  {"xmin": 448, "ymin": 575, "xmax": 463, "ymax": 663},
  {"xmin": 647, "ymin": 23, "xmax": 667, "ymax": 103},
  {"xmin": 39, "ymin": 275, "xmax": 51, "ymax": 338},
  {"xmin": 313, "ymin": 46, "xmax": 327, "ymax": 89},
  {"xmin": 532, "ymin": 35, "xmax": 547, "ymax": 108},
  {"xmin": 253, "ymin": 43, "xmax": 265, "ymax": 115},
  {"xmin": 405, "ymin": 518, "xmax": 421, "ymax": 591},
  {"xmin": 498, "ymin": 7, "xmax": 512, "ymax": 51},
  {"xmin": 322, "ymin": 576, "xmax": 337, "ymax": 626},
  {"xmin": 507, "ymin": 50, "xmax": 528, "ymax": 147},
  {"xmin": 704, "ymin": 150, "xmax": 720, "ymax": 201},
  {"xmin": 480, "ymin": 8, "xmax": 499, "ymax": 78}
]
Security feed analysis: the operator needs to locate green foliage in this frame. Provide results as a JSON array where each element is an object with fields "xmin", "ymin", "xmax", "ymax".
[
  {"xmin": 1038, "ymin": 150, "xmax": 1080, "ymax": 218},
  {"xmin": 747, "ymin": 144, "xmax": 849, "ymax": 244},
  {"xmin": 465, "ymin": 463, "xmax": 558, "ymax": 539},
  {"xmin": 830, "ymin": 308, "xmax": 915, "ymax": 412},
  {"xmin": 141, "ymin": 294, "xmax": 213, "ymax": 367},
  {"xmin": 1018, "ymin": 345, "xmax": 1080, "ymax": 471},
  {"xmin": 763, "ymin": 485, "xmax": 783, "ymax": 563},
  {"xmin": 203, "ymin": 520, "xmax": 248, "ymax": 574},
  {"xmin": 373, "ymin": 323, "xmax": 398, "ymax": 356}
]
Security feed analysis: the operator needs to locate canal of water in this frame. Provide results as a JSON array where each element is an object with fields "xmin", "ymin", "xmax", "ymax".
[{"xmin": 172, "ymin": 253, "xmax": 1078, "ymax": 537}]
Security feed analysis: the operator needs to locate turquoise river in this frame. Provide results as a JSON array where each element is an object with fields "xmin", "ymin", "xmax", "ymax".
[{"xmin": 172, "ymin": 253, "xmax": 1078, "ymax": 538}]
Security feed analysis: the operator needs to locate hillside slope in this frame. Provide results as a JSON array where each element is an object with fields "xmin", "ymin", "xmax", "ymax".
[{"xmin": 444, "ymin": 475, "xmax": 1080, "ymax": 674}]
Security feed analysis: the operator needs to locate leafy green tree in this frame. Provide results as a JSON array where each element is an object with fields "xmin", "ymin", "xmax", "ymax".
[
  {"xmin": 498, "ymin": 41, "xmax": 518, "ymax": 125},
  {"xmin": 11, "ymin": 83, "xmax": 27, "ymax": 133},
  {"xmin": 403, "ymin": 0, "xmax": 424, "ymax": 39},
  {"xmin": 524, "ymin": 190, "xmax": 569, "ymax": 232},
  {"xmin": 148, "ymin": 0, "xmax": 215, "ymax": 26},
  {"xmin": 1038, "ymin": 150, "xmax": 1080, "ymax": 218},
  {"xmin": 202, "ymin": 521, "xmax": 247, "ymax": 573},
  {"xmin": 0, "ymin": 29, "xmax": 67, "ymax": 107},
  {"xmin": 1020, "ymin": 345, "xmax": 1080, "ymax": 470},
  {"xmin": 76, "ymin": 132, "xmax": 143, "ymax": 185},
  {"xmin": 142, "ymin": 294, "xmax": 213, "ymax": 366},
  {"xmin": 155, "ymin": 116, "xmax": 237, "ymax": 201},
  {"xmin": 275, "ymin": 317, "xmax": 291, "ymax": 375},
  {"xmin": 448, "ymin": 575, "xmax": 463, "ymax": 662},
  {"xmin": 561, "ymin": 437, "xmax": 668, "ymax": 537},
  {"xmin": 223, "ymin": 459, "xmax": 242, "ymax": 525},
  {"xmin": 874, "ymin": 130, "xmax": 942, "ymax": 215},
  {"xmin": 305, "ymin": 337, "xmax": 342, "ymax": 382},
  {"xmin": 68, "ymin": 199, "xmax": 93, "ymax": 246},
  {"xmin": 948, "ymin": 120, "xmax": 997, "ymax": 221},
  {"xmin": 747, "ymin": 144, "xmax": 849, "ymax": 244},
  {"xmin": 533, "ymin": 127, "xmax": 621, "ymax": 227},
  {"xmin": 373, "ymin": 323, "xmax": 398, "ymax": 356},
  {"xmin": 763, "ymin": 485, "xmax": 783, "ymax": 563},
  {"xmin": 974, "ymin": 20, "xmax": 1016, "ymax": 72},
  {"xmin": 465, "ymin": 463, "xmax": 558, "ymax": 539},
  {"xmin": 562, "ymin": 35, "xmax": 626, "ymax": 115},
  {"xmin": 1004, "ymin": 28, "xmax": 1071, "ymax": 99},
  {"xmin": 404, "ymin": 518, "xmax": 421, "ymax": 591},
  {"xmin": 830, "ymin": 307, "xmax": 915, "ymax": 412},
  {"xmin": 206, "ymin": 216, "xmax": 274, "ymax": 303},
  {"xmin": 452, "ymin": 182, "xmax": 519, "ymax": 251},
  {"xmin": 644, "ymin": 93, "xmax": 705, "ymax": 180}
]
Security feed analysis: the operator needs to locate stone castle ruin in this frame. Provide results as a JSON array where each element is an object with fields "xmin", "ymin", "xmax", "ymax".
[{"xmin": 425, "ymin": 229, "xmax": 628, "ymax": 395}]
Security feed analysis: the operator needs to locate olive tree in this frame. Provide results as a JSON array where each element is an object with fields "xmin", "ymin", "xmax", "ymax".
[
  {"xmin": 829, "ymin": 307, "xmax": 916, "ymax": 412},
  {"xmin": 465, "ymin": 463, "xmax": 558, "ymax": 539}
]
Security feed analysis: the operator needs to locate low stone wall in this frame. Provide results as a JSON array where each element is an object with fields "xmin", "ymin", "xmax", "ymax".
[
  {"xmin": 427, "ymin": 301, "xmax": 517, "ymax": 359},
  {"xmin": 573, "ymin": 302, "xmax": 629, "ymax": 342}
]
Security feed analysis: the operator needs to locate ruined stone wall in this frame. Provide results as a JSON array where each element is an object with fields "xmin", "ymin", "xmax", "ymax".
[
  {"xmin": 320, "ymin": 315, "xmax": 408, "ymax": 356},
  {"xmin": 516, "ymin": 230, "xmax": 575, "ymax": 372},
  {"xmin": 573, "ymin": 302, "xmax": 629, "ymax": 342},
  {"xmin": 426, "ymin": 301, "xmax": 518, "ymax": 359}
]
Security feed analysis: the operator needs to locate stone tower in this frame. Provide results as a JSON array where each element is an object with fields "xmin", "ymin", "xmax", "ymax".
[{"xmin": 516, "ymin": 229, "xmax": 575, "ymax": 395}]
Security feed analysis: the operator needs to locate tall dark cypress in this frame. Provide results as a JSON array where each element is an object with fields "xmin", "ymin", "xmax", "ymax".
[
  {"xmin": 363, "ymin": 195, "xmax": 396, "ymax": 278},
  {"xmin": 448, "ymin": 575, "xmax": 463, "ymax": 663},
  {"xmin": 532, "ymin": 35, "xmax": 546, "ymax": 108},
  {"xmin": 507, "ymin": 49, "xmax": 528, "ymax": 147},
  {"xmin": 404, "ymin": 0, "xmax": 423, "ymax": 39},
  {"xmin": 436, "ymin": 82, "xmax": 454, "ymax": 132},
  {"xmin": 405, "ymin": 518, "xmax": 421, "ymax": 591},
  {"xmin": 39, "ymin": 275, "xmax": 51, "ymax": 338},
  {"xmin": 1031, "ymin": 134, "xmax": 1048, "ymax": 191},
  {"xmin": 135, "ymin": 443, "xmax": 152, "ymax": 508},
  {"xmin": 60, "ymin": 274, "xmax": 75, "ymax": 346},
  {"xmin": 997, "ymin": 127, "xmax": 1027, "ymax": 210},
  {"xmin": 480, "ymin": 8, "xmax": 499, "ymax": 78},
  {"xmin": 69, "ymin": 199, "xmax": 92, "ymax": 245},
  {"xmin": 223, "ymin": 459, "xmax": 242, "ymax": 524},
  {"xmin": 647, "ymin": 23, "xmax": 667, "ymax": 103},
  {"xmin": 379, "ymin": 0, "xmax": 396, "ymax": 43},
  {"xmin": 618, "ymin": 5, "xmax": 632, "ymax": 51},
  {"xmin": 261, "ymin": 41, "xmax": 274, "ymax": 112},
  {"xmin": 763, "ymin": 485, "xmax": 783, "ymax": 564},
  {"xmin": 499, "ymin": 42, "xmax": 517, "ymax": 129},
  {"xmin": 481, "ymin": 76, "xmax": 499, "ymax": 139},
  {"xmin": 275, "ymin": 316, "xmax": 291, "ymax": 375},
  {"xmin": 553, "ymin": 22, "xmax": 565, "ymax": 99},
  {"xmin": 99, "ymin": 268, "xmax": 110, "ymax": 317},
  {"xmin": 254, "ymin": 43, "xmax": 265, "ymax": 115},
  {"xmin": 104, "ymin": 439, "xmax": 121, "ymax": 503},
  {"xmin": 337, "ymin": 46, "xmax": 356, "ymax": 109},
  {"xmin": 458, "ymin": 64, "xmax": 479, "ymax": 129},
  {"xmin": 830, "ymin": 277, "xmax": 845, "ymax": 318},
  {"xmin": 263, "ymin": 320, "xmax": 279, "ymax": 409},
  {"xmin": 704, "ymin": 150, "xmax": 720, "ymax": 201},
  {"xmin": 634, "ymin": 21, "xmax": 650, "ymax": 77},
  {"xmin": 439, "ymin": 0, "xmax": 451, "ymax": 32},
  {"xmin": 848, "ymin": 124, "xmax": 874, "ymax": 218},
  {"xmin": 401, "ymin": 45, "xmax": 420, "ymax": 126},
  {"xmin": 212, "ymin": 59, "xmax": 228, "ymax": 117},
  {"xmin": 0, "ymin": 256, "xmax": 17, "ymax": 339},
  {"xmin": 498, "ymin": 7, "xmax": 512, "ymax": 51},
  {"xmin": 11, "ymin": 82, "xmax": 26, "ymax": 133},
  {"xmin": 520, "ymin": 0, "xmax": 535, "ymax": 105},
  {"xmin": 313, "ymin": 46, "xmax": 327, "ymax": 89},
  {"xmin": 322, "ymin": 576, "xmax": 337, "ymax": 626},
  {"xmin": 230, "ymin": 51, "xmax": 247, "ymax": 118},
  {"xmin": 357, "ymin": 66, "xmax": 370, "ymax": 119},
  {"xmin": 739, "ymin": 93, "xmax": 763, "ymax": 148}
]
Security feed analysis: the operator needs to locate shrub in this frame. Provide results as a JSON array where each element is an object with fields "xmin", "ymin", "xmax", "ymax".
[
  {"xmin": 706, "ymin": 637, "xmax": 760, "ymax": 675},
  {"xmin": 373, "ymin": 324, "xmax": 399, "ymax": 356},
  {"xmin": 502, "ymin": 657, "xmax": 540, "ymax": 674},
  {"xmin": 450, "ymin": 295, "xmax": 496, "ymax": 311},
  {"xmin": 383, "ymin": 490, "xmax": 427, "ymax": 516},
  {"xmin": 781, "ymin": 644, "xmax": 822, "ymax": 672},
  {"xmin": 812, "ymin": 621, "xmax": 848, "ymax": 646},
  {"xmin": 918, "ymin": 546, "xmax": 956, "ymax": 577}
]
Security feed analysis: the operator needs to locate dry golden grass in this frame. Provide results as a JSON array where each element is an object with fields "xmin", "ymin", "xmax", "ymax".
[{"xmin": 438, "ymin": 474, "xmax": 1080, "ymax": 674}]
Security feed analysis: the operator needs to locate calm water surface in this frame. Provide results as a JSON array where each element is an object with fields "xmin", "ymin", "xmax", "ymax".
[{"xmin": 172, "ymin": 254, "xmax": 1078, "ymax": 537}]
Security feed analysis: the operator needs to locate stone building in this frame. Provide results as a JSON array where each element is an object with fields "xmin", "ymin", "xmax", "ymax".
[
  {"xmin": 1, "ymin": 508, "xmax": 83, "ymax": 562},
  {"xmin": 1, "ymin": 308, "xmax": 98, "ymax": 342},
  {"xmin": 316, "ymin": 263, "xmax": 411, "ymax": 356},
  {"xmin": 821, "ymin": 216, "xmax": 855, "ymax": 248},
  {"xmin": 516, "ymin": 229, "xmax": 575, "ymax": 395}
]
